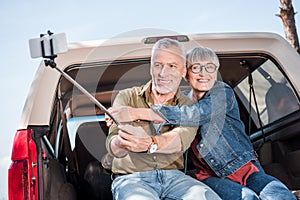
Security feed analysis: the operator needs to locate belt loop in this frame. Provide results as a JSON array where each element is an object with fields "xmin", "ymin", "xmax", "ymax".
[{"xmin": 111, "ymin": 173, "xmax": 125, "ymax": 180}]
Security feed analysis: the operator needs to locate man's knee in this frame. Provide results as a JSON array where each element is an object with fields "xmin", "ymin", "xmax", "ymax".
[{"xmin": 181, "ymin": 184, "xmax": 221, "ymax": 200}]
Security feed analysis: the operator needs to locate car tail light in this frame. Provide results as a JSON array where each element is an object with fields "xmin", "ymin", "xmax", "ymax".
[{"xmin": 8, "ymin": 129, "xmax": 38, "ymax": 200}]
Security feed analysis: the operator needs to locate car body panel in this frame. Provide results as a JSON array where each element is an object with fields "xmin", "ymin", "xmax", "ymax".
[{"xmin": 11, "ymin": 31, "xmax": 300, "ymax": 199}]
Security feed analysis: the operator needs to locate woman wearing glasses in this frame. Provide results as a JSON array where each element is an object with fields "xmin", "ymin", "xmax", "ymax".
[{"xmin": 110, "ymin": 47, "xmax": 295, "ymax": 200}]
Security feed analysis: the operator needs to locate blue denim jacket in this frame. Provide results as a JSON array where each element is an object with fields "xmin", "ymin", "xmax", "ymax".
[{"xmin": 152, "ymin": 81, "xmax": 257, "ymax": 177}]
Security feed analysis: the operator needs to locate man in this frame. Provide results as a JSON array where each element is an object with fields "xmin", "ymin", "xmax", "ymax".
[{"xmin": 106, "ymin": 38, "xmax": 220, "ymax": 200}]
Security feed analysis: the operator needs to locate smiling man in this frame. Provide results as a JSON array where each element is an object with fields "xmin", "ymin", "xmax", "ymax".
[{"xmin": 105, "ymin": 38, "xmax": 220, "ymax": 200}]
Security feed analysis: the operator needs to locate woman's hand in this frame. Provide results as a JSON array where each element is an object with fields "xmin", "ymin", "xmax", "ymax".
[
  {"xmin": 105, "ymin": 106, "xmax": 164, "ymax": 127},
  {"xmin": 110, "ymin": 106, "xmax": 137, "ymax": 122}
]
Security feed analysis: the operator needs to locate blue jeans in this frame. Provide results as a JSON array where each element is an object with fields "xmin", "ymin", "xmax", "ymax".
[
  {"xmin": 111, "ymin": 169, "xmax": 221, "ymax": 200},
  {"xmin": 202, "ymin": 163, "xmax": 296, "ymax": 200}
]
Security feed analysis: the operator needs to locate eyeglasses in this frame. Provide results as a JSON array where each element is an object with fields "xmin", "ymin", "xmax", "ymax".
[{"xmin": 188, "ymin": 63, "xmax": 217, "ymax": 74}]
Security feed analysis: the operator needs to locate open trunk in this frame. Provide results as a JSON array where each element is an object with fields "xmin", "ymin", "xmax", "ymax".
[
  {"xmin": 10, "ymin": 33, "xmax": 300, "ymax": 200},
  {"xmin": 35, "ymin": 53, "xmax": 300, "ymax": 199}
]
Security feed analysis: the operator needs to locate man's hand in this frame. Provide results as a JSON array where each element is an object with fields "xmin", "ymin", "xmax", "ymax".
[
  {"xmin": 117, "ymin": 124, "xmax": 152, "ymax": 152},
  {"xmin": 105, "ymin": 107, "xmax": 114, "ymax": 127}
]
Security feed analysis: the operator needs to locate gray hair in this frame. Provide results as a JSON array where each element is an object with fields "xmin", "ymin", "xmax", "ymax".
[
  {"xmin": 151, "ymin": 38, "xmax": 186, "ymax": 64},
  {"xmin": 186, "ymin": 47, "xmax": 220, "ymax": 68}
]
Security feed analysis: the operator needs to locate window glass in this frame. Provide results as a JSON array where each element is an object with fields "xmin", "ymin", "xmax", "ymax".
[
  {"xmin": 66, "ymin": 115, "xmax": 106, "ymax": 151},
  {"xmin": 235, "ymin": 59, "xmax": 299, "ymax": 128}
]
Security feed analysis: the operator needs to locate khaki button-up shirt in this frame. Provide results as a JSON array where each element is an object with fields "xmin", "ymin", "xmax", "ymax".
[{"xmin": 106, "ymin": 81, "xmax": 197, "ymax": 174}]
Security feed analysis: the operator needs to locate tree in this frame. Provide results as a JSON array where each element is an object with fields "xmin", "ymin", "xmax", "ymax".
[{"xmin": 277, "ymin": 0, "xmax": 300, "ymax": 54}]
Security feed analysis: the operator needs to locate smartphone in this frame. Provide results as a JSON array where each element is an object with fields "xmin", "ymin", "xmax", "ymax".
[{"xmin": 29, "ymin": 32, "xmax": 68, "ymax": 58}]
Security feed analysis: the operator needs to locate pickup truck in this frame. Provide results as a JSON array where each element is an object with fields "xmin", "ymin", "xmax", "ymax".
[{"xmin": 8, "ymin": 31, "xmax": 300, "ymax": 199}]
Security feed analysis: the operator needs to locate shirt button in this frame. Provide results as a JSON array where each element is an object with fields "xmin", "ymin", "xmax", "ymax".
[
  {"xmin": 210, "ymin": 159, "xmax": 214, "ymax": 163},
  {"xmin": 153, "ymin": 156, "xmax": 157, "ymax": 160},
  {"xmin": 200, "ymin": 143, "xmax": 204, "ymax": 148}
]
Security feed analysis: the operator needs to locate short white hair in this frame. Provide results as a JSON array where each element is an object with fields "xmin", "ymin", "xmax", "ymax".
[{"xmin": 186, "ymin": 47, "xmax": 219, "ymax": 67}]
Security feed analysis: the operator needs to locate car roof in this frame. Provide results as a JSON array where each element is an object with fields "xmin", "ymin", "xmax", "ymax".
[{"xmin": 18, "ymin": 32, "xmax": 300, "ymax": 129}]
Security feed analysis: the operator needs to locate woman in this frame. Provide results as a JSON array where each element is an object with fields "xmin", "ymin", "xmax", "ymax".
[{"xmin": 110, "ymin": 47, "xmax": 295, "ymax": 200}]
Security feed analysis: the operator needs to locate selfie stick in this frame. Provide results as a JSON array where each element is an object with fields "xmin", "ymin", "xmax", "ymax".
[{"xmin": 40, "ymin": 31, "xmax": 120, "ymax": 125}]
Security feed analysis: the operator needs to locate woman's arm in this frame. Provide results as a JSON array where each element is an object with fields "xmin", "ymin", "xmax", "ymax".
[
  {"xmin": 110, "ymin": 106, "xmax": 165, "ymax": 122},
  {"xmin": 110, "ymin": 83, "xmax": 235, "ymax": 127},
  {"xmin": 152, "ymin": 83, "xmax": 235, "ymax": 127}
]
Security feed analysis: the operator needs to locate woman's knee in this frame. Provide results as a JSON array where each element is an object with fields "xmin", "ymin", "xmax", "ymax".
[
  {"xmin": 259, "ymin": 180, "xmax": 296, "ymax": 200},
  {"xmin": 241, "ymin": 187, "xmax": 260, "ymax": 200}
]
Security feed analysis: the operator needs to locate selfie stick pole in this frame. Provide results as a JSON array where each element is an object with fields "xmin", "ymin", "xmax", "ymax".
[{"xmin": 41, "ymin": 32, "xmax": 120, "ymax": 125}]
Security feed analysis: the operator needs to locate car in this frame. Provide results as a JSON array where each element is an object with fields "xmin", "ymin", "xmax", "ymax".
[{"xmin": 8, "ymin": 30, "xmax": 300, "ymax": 200}]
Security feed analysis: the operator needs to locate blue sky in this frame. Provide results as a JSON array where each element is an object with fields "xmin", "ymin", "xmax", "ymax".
[{"xmin": 0, "ymin": 0, "xmax": 299, "ymax": 198}]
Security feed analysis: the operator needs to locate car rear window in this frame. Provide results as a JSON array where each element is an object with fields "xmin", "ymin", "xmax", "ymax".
[{"xmin": 235, "ymin": 58, "xmax": 300, "ymax": 127}]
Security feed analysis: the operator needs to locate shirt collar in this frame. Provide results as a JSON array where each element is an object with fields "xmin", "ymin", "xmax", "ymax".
[{"xmin": 138, "ymin": 81, "xmax": 183, "ymax": 107}]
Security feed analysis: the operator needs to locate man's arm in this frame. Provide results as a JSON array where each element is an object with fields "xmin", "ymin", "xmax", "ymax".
[
  {"xmin": 106, "ymin": 88, "xmax": 197, "ymax": 156},
  {"xmin": 117, "ymin": 124, "xmax": 197, "ymax": 154},
  {"xmin": 108, "ymin": 124, "xmax": 183, "ymax": 155},
  {"xmin": 156, "ymin": 126, "xmax": 197, "ymax": 153},
  {"xmin": 106, "ymin": 89, "xmax": 162, "ymax": 157}
]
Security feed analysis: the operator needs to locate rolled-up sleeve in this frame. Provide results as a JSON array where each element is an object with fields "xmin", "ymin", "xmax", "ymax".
[
  {"xmin": 152, "ymin": 104, "xmax": 204, "ymax": 127},
  {"xmin": 106, "ymin": 124, "xmax": 118, "ymax": 156},
  {"xmin": 171, "ymin": 126, "xmax": 198, "ymax": 151}
]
